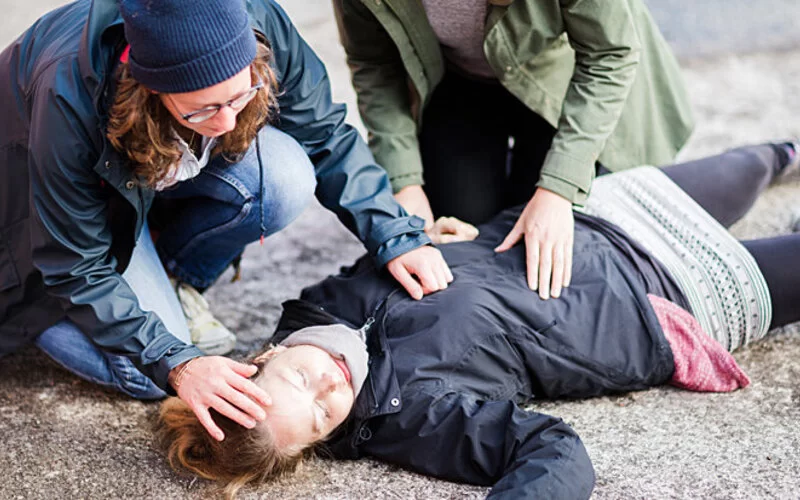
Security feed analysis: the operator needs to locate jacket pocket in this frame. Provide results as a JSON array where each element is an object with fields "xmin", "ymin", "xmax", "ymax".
[{"xmin": 0, "ymin": 233, "xmax": 21, "ymax": 292}]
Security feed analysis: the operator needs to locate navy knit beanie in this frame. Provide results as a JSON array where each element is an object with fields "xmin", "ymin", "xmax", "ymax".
[{"xmin": 120, "ymin": 0, "xmax": 257, "ymax": 93}]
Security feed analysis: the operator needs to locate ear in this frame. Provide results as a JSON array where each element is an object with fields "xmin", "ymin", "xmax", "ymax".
[{"xmin": 253, "ymin": 345, "xmax": 286, "ymax": 364}]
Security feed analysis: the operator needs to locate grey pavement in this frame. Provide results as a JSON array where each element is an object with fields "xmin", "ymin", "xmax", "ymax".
[
  {"xmin": 644, "ymin": 0, "xmax": 800, "ymax": 59},
  {"xmin": 1, "ymin": 1, "xmax": 800, "ymax": 499}
]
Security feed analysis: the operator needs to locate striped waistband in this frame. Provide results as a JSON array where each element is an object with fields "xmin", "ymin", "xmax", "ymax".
[{"xmin": 581, "ymin": 167, "xmax": 772, "ymax": 352}]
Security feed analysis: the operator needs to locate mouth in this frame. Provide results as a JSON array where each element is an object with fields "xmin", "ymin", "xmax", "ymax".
[{"xmin": 333, "ymin": 358, "xmax": 351, "ymax": 384}]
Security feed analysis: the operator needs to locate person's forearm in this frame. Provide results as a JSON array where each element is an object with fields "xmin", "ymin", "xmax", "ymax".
[
  {"xmin": 541, "ymin": 0, "xmax": 642, "ymax": 205},
  {"xmin": 333, "ymin": 0, "xmax": 424, "ymax": 193},
  {"xmin": 269, "ymin": 4, "xmax": 429, "ymax": 266}
]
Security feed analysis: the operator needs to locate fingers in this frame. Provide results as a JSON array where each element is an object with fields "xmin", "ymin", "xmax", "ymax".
[
  {"xmin": 564, "ymin": 236, "xmax": 573, "ymax": 288},
  {"xmin": 208, "ymin": 395, "xmax": 258, "ymax": 431},
  {"xmin": 228, "ymin": 360, "xmax": 258, "ymax": 378},
  {"xmin": 530, "ymin": 239, "xmax": 574, "ymax": 300},
  {"xmin": 433, "ymin": 217, "xmax": 480, "ymax": 242},
  {"xmin": 387, "ymin": 247, "xmax": 453, "ymax": 299},
  {"xmin": 178, "ymin": 357, "xmax": 274, "ymax": 442},
  {"xmin": 500, "ymin": 190, "xmax": 574, "ymax": 299},
  {"xmin": 435, "ymin": 234, "xmax": 459, "ymax": 244},
  {"xmin": 191, "ymin": 403, "xmax": 225, "ymax": 441},
  {"xmin": 538, "ymin": 250, "xmax": 552, "ymax": 299},
  {"xmin": 550, "ymin": 242, "xmax": 565, "ymax": 299},
  {"xmin": 433, "ymin": 258, "xmax": 452, "ymax": 287},
  {"xmin": 225, "ymin": 359, "xmax": 272, "ymax": 406},
  {"xmin": 495, "ymin": 224, "xmax": 523, "ymax": 253},
  {"xmin": 525, "ymin": 234, "xmax": 540, "ymax": 291},
  {"xmin": 221, "ymin": 382, "xmax": 268, "ymax": 422},
  {"xmin": 415, "ymin": 260, "xmax": 441, "ymax": 295},
  {"xmin": 389, "ymin": 262, "xmax": 424, "ymax": 300},
  {"xmin": 443, "ymin": 260, "xmax": 454, "ymax": 283}
]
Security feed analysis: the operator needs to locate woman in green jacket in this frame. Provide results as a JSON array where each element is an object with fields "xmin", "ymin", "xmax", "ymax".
[{"xmin": 333, "ymin": 0, "xmax": 694, "ymax": 300}]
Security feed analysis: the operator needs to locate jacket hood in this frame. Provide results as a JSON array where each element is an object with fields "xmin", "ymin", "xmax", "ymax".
[{"xmin": 78, "ymin": 0, "xmax": 125, "ymax": 111}]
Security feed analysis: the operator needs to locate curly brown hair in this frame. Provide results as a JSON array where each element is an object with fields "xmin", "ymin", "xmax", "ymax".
[
  {"xmin": 106, "ymin": 42, "xmax": 279, "ymax": 188},
  {"xmin": 155, "ymin": 358, "xmax": 314, "ymax": 499}
]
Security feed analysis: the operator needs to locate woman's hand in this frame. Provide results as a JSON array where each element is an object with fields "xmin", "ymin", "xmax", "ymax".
[
  {"xmin": 495, "ymin": 188, "xmax": 574, "ymax": 300},
  {"xmin": 428, "ymin": 216, "xmax": 480, "ymax": 244},
  {"xmin": 169, "ymin": 356, "xmax": 272, "ymax": 441},
  {"xmin": 394, "ymin": 185, "xmax": 435, "ymax": 231},
  {"xmin": 387, "ymin": 245, "xmax": 454, "ymax": 300}
]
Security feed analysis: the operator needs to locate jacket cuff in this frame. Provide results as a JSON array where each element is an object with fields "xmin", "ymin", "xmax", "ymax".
[
  {"xmin": 140, "ymin": 334, "xmax": 204, "ymax": 393},
  {"xmin": 372, "ymin": 217, "xmax": 432, "ymax": 268},
  {"xmin": 390, "ymin": 172, "xmax": 425, "ymax": 193},
  {"xmin": 538, "ymin": 150, "xmax": 596, "ymax": 206},
  {"xmin": 371, "ymin": 135, "xmax": 425, "ymax": 194},
  {"xmin": 536, "ymin": 174, "xmax": 586, "ymax": 207}
]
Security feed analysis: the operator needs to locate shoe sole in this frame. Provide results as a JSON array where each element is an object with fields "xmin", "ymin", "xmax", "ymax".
[{"xmin": 195, "ymin": 336, "xmax": 238, "ymax": 356}]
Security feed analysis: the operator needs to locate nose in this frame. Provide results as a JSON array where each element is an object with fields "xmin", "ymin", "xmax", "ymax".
[
  {"xmin": 215, "ymin": 106, "xmax": 238, "ymax": 133},
  {"xmin": 319, "ymin": 372, "xmax": 342, "ymax": 394}
]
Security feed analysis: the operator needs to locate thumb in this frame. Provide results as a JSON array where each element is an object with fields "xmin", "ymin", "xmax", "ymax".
[
  {"xmin": 434, "ymin": 217, "xmax": 460, "ymax": 234},
  {"xmin": 495, "ymin": 225, "xmax": 523, "ymax": 253}
]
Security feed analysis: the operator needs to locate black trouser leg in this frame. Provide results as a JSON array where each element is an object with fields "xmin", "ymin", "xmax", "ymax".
[
  {"xmin": 661, "ymin": 144, "xmax": 783, "ymax": 228},
  {"xmin": 506, "ymin": 108, "xmax": 556, "ymax": 208},
  {"xmin": 742, "ymin": 235, "xmax": 800, "ymax": 329},
  {"xmin": 419, "ymin": 72, "xmax": 555, "ymax": 224},
  {"xmin": 419, "ymin": 73, "xmax": 511, "ymax": 224}
]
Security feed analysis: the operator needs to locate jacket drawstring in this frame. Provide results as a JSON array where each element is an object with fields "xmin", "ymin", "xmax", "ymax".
[
  {"xmin": 256, "ymin": 132, "xmax": 267, "ymax": 245},
  {"xmin": 230, "ymin": 133, "xmax": 267, "ymax": 283}
]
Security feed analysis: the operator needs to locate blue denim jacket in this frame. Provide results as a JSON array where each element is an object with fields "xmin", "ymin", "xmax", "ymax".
[{"xmin": 0, "ymin": 0, "xmax": 430, "ymax": 389}]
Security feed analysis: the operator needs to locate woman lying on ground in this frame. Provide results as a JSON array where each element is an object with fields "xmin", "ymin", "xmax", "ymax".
[{"xmin": 157, "ymin": 142, "xmax": 800, "ymax": 499}]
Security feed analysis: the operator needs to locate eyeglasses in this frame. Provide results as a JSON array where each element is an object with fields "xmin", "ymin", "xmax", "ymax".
[{"xmin": 175, "ymin": 82, "xmax": 264, "ymax": 124}]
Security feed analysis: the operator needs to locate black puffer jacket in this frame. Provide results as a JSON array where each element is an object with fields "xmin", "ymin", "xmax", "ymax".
[{"xmin": 272, "ymin": 208, "xmax": 678, "ymax": 499}]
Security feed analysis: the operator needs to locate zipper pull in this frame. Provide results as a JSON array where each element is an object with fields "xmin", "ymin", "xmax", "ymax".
[{"xmin": 358, "ymin": 316, "xmax": 375, "ymax": 338}]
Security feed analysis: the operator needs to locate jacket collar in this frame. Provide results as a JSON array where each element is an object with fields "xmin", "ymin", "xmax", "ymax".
[
  {"xmin": 273, "ymin": 298, "xmax": 403, "ymax": 420},
  {"xmin": 78, "ymin": 0, "xmax": 125, "ymax": 110}
]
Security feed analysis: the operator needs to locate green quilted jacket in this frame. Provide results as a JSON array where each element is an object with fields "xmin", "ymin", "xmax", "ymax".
[{"xmin": 333, "ymin": 0, "xmax": 694, "ymax": 205}]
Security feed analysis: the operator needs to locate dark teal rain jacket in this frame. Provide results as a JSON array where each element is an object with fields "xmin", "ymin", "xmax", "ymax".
[{"xmin": 0, "ymin": 0, "xmax": 430, "ymax": 389}]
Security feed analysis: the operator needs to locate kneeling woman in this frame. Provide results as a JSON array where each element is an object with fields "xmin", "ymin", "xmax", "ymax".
[{"xmin": 157, "ymin": 143, "xmax": 800, "ymax": 498}]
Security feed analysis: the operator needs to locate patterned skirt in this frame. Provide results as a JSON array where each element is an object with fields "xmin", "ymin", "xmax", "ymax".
[{"xmin": 581, "ymin": 167, "xmax": 772, "ymax": 352}]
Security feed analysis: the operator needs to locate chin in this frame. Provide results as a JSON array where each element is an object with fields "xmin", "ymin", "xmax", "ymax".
[{"xmin": 205, "ymin": 129, "xmax": 229, "ymax": 138}]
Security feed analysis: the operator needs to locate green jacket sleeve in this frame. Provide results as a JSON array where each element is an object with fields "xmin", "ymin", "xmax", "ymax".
[
  {"xmin": 333, "ymin": 0, "xmax": 424, "ymax": 192},
  {"xmin": 537, "ymin": 0, "xmax": 642, "ymax": 206}
]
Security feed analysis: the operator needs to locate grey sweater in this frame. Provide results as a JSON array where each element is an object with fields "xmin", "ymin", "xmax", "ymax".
[{"xmin": 421, "ymin": 0, "xmax": 496, "ymax": 79}]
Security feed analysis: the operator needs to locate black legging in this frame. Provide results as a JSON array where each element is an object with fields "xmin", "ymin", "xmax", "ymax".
[{"xmin": 662, "ymin": 145, "xmax": 800, "ymax": 329}]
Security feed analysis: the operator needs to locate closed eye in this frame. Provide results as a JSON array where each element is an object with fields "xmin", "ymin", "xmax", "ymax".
[
  {"xmin": 296, "ymin": 368, "xmax": 309, "ymax": 388},
  {"xmin": 317, "ymin": 400, "xmax": 331, "ymax": 420}
]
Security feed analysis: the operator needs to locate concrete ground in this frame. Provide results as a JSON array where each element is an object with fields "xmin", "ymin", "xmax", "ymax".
[{"xmin": 1, "ymin": 1, "xmax": 799, "ymax": 499}]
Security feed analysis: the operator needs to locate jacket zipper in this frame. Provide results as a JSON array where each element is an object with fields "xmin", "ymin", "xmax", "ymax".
[{"xmin": 359, "ymin": 288, "xmax": 401, "ymax": 347}]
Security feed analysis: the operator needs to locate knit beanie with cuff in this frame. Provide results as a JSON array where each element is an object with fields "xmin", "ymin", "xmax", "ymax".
[{"xmin": 119, "ymin": 0, "xmax": 257, "ymax": 93}]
